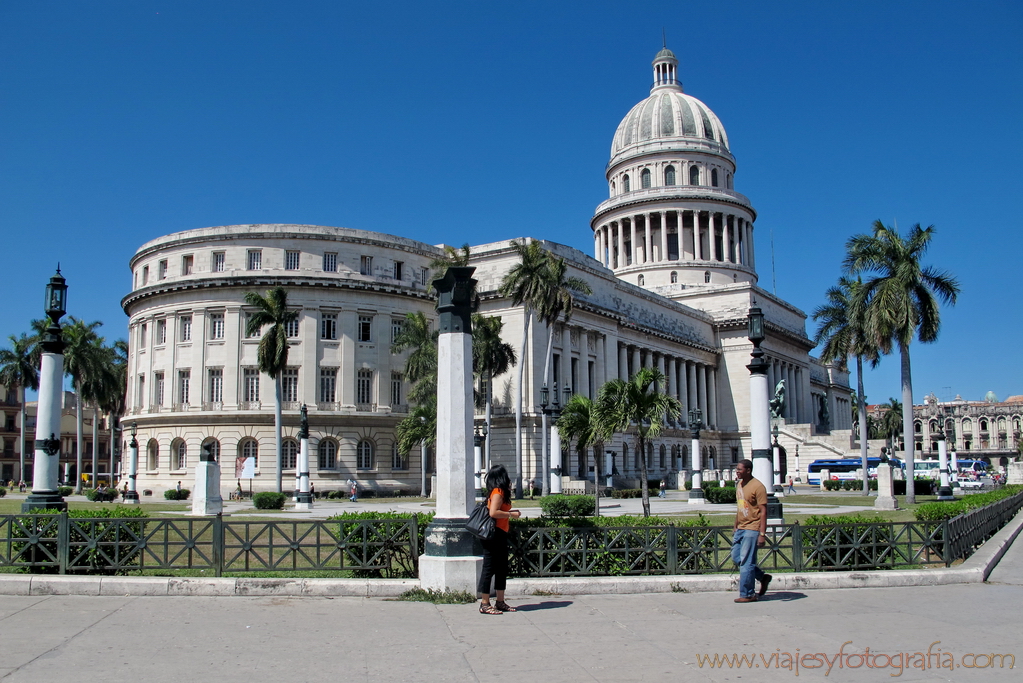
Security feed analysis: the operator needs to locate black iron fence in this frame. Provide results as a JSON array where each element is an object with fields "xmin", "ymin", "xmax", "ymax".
[
  {"xmin": 1, "ymin": 492, "xmax": 1020, "ymax": 578},
  {"xmin": 0, "ymin": 515, "xmax": 420, "ymax": 577}
]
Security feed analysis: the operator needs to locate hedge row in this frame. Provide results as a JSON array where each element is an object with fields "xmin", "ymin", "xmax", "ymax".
[
  {"xmin": 539, "ymin": 495, "xmax": 596, "ymax": 517},
  {"xmin": 164, "ymin": 488, "xmax": 191, "ymax": 500},
  {"xmin": 914, "ymin": 485, "xmax": 1022, "ymax": 521}
]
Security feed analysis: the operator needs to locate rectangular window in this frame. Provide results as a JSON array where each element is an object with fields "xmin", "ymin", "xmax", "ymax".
[
  {"xmin": 138, "ymin": 323, "xmax": 147, "ymax": 349},
  {"xmin": 209, "ymin": 313, "xmax": 225, "ymax": 340},
  {"xmin": 323, "ymin": 252, "xmax": 338, "ymax": 272},
  {"xmin": 208, "ymin": 369, "xmax": 223, "ymax": 403},
  {"xmin": 360, "ymin": 255, "xmax": 373, "ymax": 276},
  {"xmin": 178, "ymin": 370, "xmax": 190, "ymax": 405},
  {"xmin": 320, "ymin": 313, "xmax": 337, "ymax": 340},
  {"xmin": 247, "ymin": 250, "xmax": 262, "ymax": 270},
  {"xmin": 282, "ymin": 367, "xmax": 298, "ymax": 402},
  {"xmin": 182, "ymin": 254, "xmax": 194, "ymax": 275},
  {"xmin": 243, "ymin": 312, "xmax": 258, "ymax": 339},
  {"xmin": 285, "ymin": 316, "xmax": 300, "ymax": 338},
  {"xmin": 154, "ymin": 372, "xmax": 165, "ymax": 406},
  {"xmin": 180, "ymin": 315, "xmax": 192, "ymax": 342},
  {"xmin": 390, "ymin": 372, "xmax": 402, "ymax": 406},
  {"xmin": 212, "ymin": 252, "xmax": 226, "ymax": 272},
  {"xmin": 285, "ymin": 250, "xmax": 300, "ymax": 270},
  {"xmin": 391, "ymin": 319, "xmax": 403, "ymax": 344},
  {"xmin": 358, "ymin": 315, "xmax": 373, "ymax": 342},
  {"xmin": 136, "ymin": 375, "xmax": 145, "ymax": 407},
  {"xmin": 156, "ymin": 319, "xmax": 167, "ymax": 345},
  {"xmin": 393, "ymin": 261, "xmax": 403, "ymax": 280},
  {"xmin": 242, "ymin": 368, "xmax": 260, "ymax": 402},
  {"xmin": 420, "ymin": 268, "xmax": 428, "ymax": 286},
  {"xmin": 319, "ymin": 368, "xmax": 337, "ymax": 402},
  {"xmin": 357, "ymin": 369, "xmax": 372, "ymax": 405},
  {"xmin": 158, "ymin": 260, "xmax": 168, "ymax": 280}
]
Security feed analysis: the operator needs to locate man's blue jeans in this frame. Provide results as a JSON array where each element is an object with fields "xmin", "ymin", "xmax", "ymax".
[{"xmin": 731, "ymin": 529, "xmax": 766, "ymax": 598}]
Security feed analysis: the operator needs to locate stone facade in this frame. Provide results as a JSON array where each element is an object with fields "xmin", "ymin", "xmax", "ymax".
[{"xmin": 119, "ymin": 48, "xmax": 854, "ymax": 496}]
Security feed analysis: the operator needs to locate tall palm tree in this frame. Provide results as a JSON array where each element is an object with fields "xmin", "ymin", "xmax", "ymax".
[
  {"xmin": 877, "ymin": 398, "xmax": 904, "ymax": 452},
  {"xmin": 535, "ymin": 255, "xmax": 591, "ymax": 495},
  {"xmin": 0, "ymin": 334, "xmax": 39, "ymax": 484},
  {"xmin": 556, "ymin": 393, "xmax": 605, "ymax": 516},
  {"xmin": 63, "ymin": 318, "xmax": 106, "ymax": 492},
  {"xmin": 391, "ymin": 311, "xmax": 438, "ymax": 407},
  {"xmin": 98, "ymin": 340, "xmax": 128, "ymax": 485},
  {"xmin": 812, "ymin": 276, "xmax": 880, "ymax": 493},
  {"xmin": 396, "ymin": 402, "xmax": 436, "ymax": 497},
  {"xmin": 595, "ymin": 368, "xmax": 681, "ymax": 517},
  {"xmin": 844, "ymin": 221, "xmax": 960, "ymax": 503},
  {"xmin": 498, "ymin": 239, "xmax": 552, "ymax": 497},
  {"xmin": 244, "ymin": 287, "xmax": 299, "ymax": 493},
  {"xmin": 472, "ymin": 314, "xmax": 516, "ymax": 473}
]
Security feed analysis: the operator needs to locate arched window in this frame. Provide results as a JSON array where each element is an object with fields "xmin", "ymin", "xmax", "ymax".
[
  {"xmin": 646, "ymin": 443, "xmax": 653, "ymax": 469},
  {"xmin": 914, "ymin": 421, "xmax": 922, "ymax": 433},
  {"xmin": 671, "ymin": 445, "xmax": 679, "ymax": 469},
  {"xmin": 670, "ymin": 271, "xmax": 678, "ymax": 283},
  {"xmin": 659, "ymin": 444, "xmax": 666, "ymax": 469},
  {"xmin": 929, "ymin": 420, "xmax": 938, "ymax": 433},
  {"xmin": 640, "ymin": 168, "xmax": 651, "ymax": 189},
  {"xmin": 392, "ymin": 443, "xmax": 407, "ymax": 470},
  {"xmin": 201, "ymin": 438, "xmax": 220, "ymax": 462},
  {"xmin": 726, "ymin": 173, "xmax": 733, "ymax": 189},
  {"xmin": 711, "ymin": 169, "xmax": 719, "ymax": 187},
  {"xmin": 622, "ymin": 443, "xmax": 629, "ymax": 471},
  {"xmin": 147, "ymin": 439, "xmax": 159, "ymax": 470},
  {"xmin": 240, "ymin": 438, "xmax": 259, "ymax": 466},
  {"xmin": 357, "ymin": 440, "xmax": 375, "ymax": 470},
  {"xmin": 1014, "ymin": 418, "xmax": 1020, "ymax": 432},
  {"xmin": 962, "ymin": 418, "xmax": 972, "ymax": 432},
  {"xmin": 623, "ymin": 174, "xmax": 631, "ymax": 192},
  {"xmin": 282, "ymin": 439, "xmax": 298, "ymax": 469},
  {"xmin": 689, "ymin": 165, "xmax": 700, "ymax": 185},
  {"xmin": 172, "ymin": 439, "xmax": 187, "ymax": 470},
  {"xmin": 610, "ymin": 180, "xmax": 616, "ymax": 196},
  {"xmin": 318, "ymin": 439, "xmax": 337, "ymax": 470},
  {"xmin": 681, "ymin": 445, "xmax": 689, "ymax": 469},
  {"xmin": 980, "ymin": 419, "xmax": 988, "ymax": 431},
  {"xmin": 638, "ymin": 274, "xmax": 645, "ymax": 286},
  {"xmin": 704, "ymin": 271, "xmax": 711, "ymax": 283},
  {"xmin": 665, "ymin": 165, "xmax": 676, "ymax": 186}
]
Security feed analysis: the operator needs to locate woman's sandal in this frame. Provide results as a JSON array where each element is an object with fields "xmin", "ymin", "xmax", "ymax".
[
  {"xmin": 494, "ymin": 601, "xmax": 517, "ymax": 612},
  {"xmin": 479, "ymin": 603, "xmax": 502, "ymax": 615}
]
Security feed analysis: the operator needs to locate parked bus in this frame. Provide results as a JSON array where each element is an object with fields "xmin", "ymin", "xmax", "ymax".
[{"xmin": 806, "ymin": 456, "xmax": 904, "ymax": 485}]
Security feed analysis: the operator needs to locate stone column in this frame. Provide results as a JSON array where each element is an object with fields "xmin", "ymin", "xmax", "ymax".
[
  {"xmin": 666, "ymin": 357, "xmax": 677, "ymax": 417},
  {"xmin": 708, "ymin": 367, "xmax": 718, "ymax": 430},
  {"xmin": 747, "ymin": 222, "xmax": 756, "ymax": 270},
  {"xmin": 689, "ymin": 421, "xmax": 705, "ymax": 505},
  {"xmin": 619, "ymin": 343, "xmax": 629, "ymax": 381},
  {"xmin": 697, "ymin": 364, "xmax": 707, "ymax": 420},
  {"xmin": 643, "ymin": 214, "xmax": 652, "ymax": 263},
  {"xmin": 616, "ymin": 222, "xmax": 624, "ymax": 269},
  {"xmin": 596, "ymin": 334, "xmax": 608, "ymax": 390},
  {"xmin": 659, "ymin": 212, "xmax": 668, "ymax": 262},
  {"xmin": 419, "ymin": 266, "xmax": 481, "ymax": 592},
  {"xmin": 630, "ymin": 218, "xmax": 637, "ymax": 266},
  {"xmin": 632, "ymin": 347, "xmax": 641, "ymax": 380},
  {"xmin": 687, "ymin": 362, "xmax": 697, "ymax": 419}
]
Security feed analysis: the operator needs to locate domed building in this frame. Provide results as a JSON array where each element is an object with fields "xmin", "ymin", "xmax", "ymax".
[{"xmin": 121, "ymin": 48, "xmax": 853, "ymax": 497}]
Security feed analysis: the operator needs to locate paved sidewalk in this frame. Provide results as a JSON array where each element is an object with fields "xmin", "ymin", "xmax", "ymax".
[{"xmin": 1, "ymin": 517, "xmax": 1020, "ymax": 682}]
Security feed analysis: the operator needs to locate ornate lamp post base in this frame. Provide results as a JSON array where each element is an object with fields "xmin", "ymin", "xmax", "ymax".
[{"xmin": 22, "ymin": 492, "xmax": 67, "ymax": 513}]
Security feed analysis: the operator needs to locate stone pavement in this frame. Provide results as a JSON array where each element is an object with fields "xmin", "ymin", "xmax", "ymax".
[{"xmin": 1, "ymin": 514, "xmax": 1020, "ymax": 682}]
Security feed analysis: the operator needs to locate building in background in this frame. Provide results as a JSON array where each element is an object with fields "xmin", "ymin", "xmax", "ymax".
[{"xmin": 121, "ymin": 48, "xmax": 854, "ymax": 496}]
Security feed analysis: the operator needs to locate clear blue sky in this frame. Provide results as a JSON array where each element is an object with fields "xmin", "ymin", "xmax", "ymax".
[{"xmin": 2, "ymin": 1, "xmax": 1020, "ymax": 405}]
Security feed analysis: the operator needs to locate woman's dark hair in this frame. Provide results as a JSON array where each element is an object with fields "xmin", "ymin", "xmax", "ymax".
[{"xmin": 485, "ymin": 464, "xmax": 512, "ymax": 501}]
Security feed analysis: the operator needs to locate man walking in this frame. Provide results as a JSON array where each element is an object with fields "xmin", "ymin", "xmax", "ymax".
[
  {"xmin": 732, "ymin": 459, "xmax": 771, "ymax": 603},
  {"xmin": 786, "ymin": 475, "xmax": 796, "ymax": 495}
]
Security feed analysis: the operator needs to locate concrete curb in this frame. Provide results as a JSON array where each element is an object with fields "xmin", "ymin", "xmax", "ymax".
[{"xmin": 1, "ymin": 509, "xmax": 1019, "ymax": 597}]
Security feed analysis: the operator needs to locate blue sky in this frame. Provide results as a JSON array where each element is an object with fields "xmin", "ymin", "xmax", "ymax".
[{"xmin": 1, "ymin": 1, "xmax": 1020, "ymax": 405}]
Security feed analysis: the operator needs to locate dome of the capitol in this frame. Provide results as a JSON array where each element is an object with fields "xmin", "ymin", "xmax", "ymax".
[{"xmin": 611, "ymin": 90, "xmax": 730, "ymax": 158}]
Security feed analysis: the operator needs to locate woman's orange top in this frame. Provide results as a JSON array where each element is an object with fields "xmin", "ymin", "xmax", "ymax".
[{"xmin": 489, "ymin": 488, "xmax": 512, "ymax": 532}]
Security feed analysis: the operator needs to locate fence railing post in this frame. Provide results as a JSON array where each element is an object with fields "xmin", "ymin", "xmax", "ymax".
[
  {"xmin": 942, "ymin": 518, "xmax": 951, "ymax": 566},
  {"xmin": 57, "ymin": 512, "xmax": 70, "ymax": 574},
  {"xmin": 212, "ymin": 514, "xmax": 224, "ymax": 577},
  {"xmin": 790, "ymin": 523, "xmax": 799, "ymax": 572},
  {"xmin": 667, "ymin": 525, "xmax": 678, "ymax": 575}
]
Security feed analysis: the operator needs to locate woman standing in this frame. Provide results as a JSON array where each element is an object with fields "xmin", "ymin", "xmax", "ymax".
[{"xmin": 478, "ymin": 464, "xmax": 521, "ymax": 615}]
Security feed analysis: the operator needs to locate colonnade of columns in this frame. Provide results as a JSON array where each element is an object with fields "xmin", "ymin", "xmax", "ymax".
[
  {"xmin": 810, "ymin": 391, "xmax": 852, "ymax": 431},
  {"xmin": 766, "ymin": 358, "xmax": 807, "ymax": 424},
  {"xmin": 615, "ymin": 342, "xmax": 716, "ymax": 429},
  {"xmin": 593, "ymin": 209, "xmax": 754, "ymax": 271}
]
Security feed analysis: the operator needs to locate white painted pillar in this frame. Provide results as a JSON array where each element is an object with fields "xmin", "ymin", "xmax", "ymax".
[
  {"xmin": 31, "ymin": 352, "xmax": 64, "ymax": 497},
  {"xmin": 689, "ymin": 432, "xmax": 705, "ymax": 505},
  {"xmin": 658, "ymin": 212, "xmax": 668, "ymax": 262},
  {"xmin": 550, "ymin": 424, "xmax": 562, "ymax": 494},
  {"xmin": 295, "ymin": 433, "xmax": 313, "ymax": 510}
]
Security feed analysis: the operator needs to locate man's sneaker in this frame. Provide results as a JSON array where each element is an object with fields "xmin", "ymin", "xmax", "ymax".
[
  {"xmin": 734, "ymin": 596, "xmax": 758, "ymax": 603},
  {"xmin": 759, "ymin": 574, "xmax": 773, "ymax": 597}
]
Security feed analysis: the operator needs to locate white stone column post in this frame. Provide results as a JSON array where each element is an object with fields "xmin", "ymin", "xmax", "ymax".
[
  {"xmin": 419, "ymin": 267, "xmax": 482, "ymax": 593},
  {"xmin": 123, "ymin": 425, "xmax": 140, "ymax": 504},
  {"xmin": 295, "ymin": 404, "xmax": 313, "ymax": 510},
  {"xmin": 689, "ymin": 426, "xmax": 705, "ymax": 505},
  {"xmin": 550, "ymin": 423, "xmax": 562, "ymax": 494},
  {"xmin": 935, "ymin": 427, "xmax": 954, "ymax": 500}
]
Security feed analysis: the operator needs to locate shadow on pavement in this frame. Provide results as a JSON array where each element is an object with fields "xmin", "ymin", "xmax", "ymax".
[
  {"xmin": 760, "ymin": 591, "xmax": 808, "ymax": 602},
  {"xmin": 516, "ymin": 600, "xmax": 574, "ymax": 611}
]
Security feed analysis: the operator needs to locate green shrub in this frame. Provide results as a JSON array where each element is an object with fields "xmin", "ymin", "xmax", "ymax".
[
  {"xmin": 57, "ymin": 486, "xmax": 74, "ymax": 497},
  {"xmin": 914, "ymin": 485, "xmax": 1023, "ymax": 521},
  {"xmin": 163, "ymin": 488, "xmax": 191, "ymax": 501},
  {"xmin": 325, "ymin": 511, "xmax": 434, "ymax": 578},
  {"xmin": 539, "ymin": 495, "xmax": 595, "ymax": 517},
  {"xmin": 84, "ymin": 488, "xmax": 119, "ymax": 502},
  {"xmin": 684, "ymin": 479, "xmax": 692, "ymax": 490},
  {"xmin": 801, "ymin": 513, "xmax": 895, "ymax": 570},
  {"xmin": 0, "ymin": 487, "xmax": 5, "ymax": 498},
  {"xmin": 10, "ymin": 506, "xmax": 149, "ymax": 575},
  {"xmin": 822, "ymin": 479, "xmax": 842, "ymax": 491},
  {"xmin": 252, "ymin": 491, "xmax": 286, "ymax": 509},
  {"xmin": 868, "ymin": 479, "xmax": 878, "ymax": 491},
  {"xmin": 704, "ymin": 486, "xmax": 737, "ymax": 504}
]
